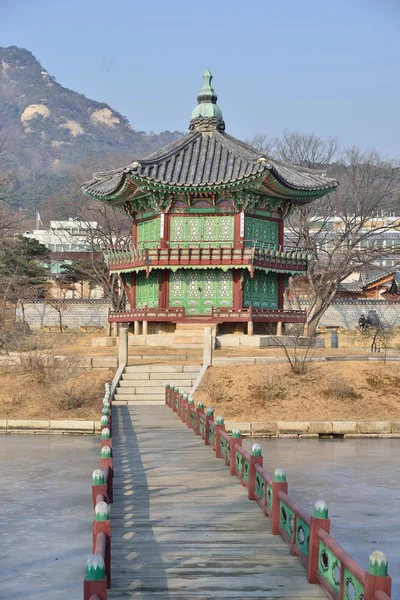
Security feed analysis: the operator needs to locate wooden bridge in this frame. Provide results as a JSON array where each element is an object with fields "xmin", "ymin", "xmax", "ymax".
[{"xmin": 84, "ymin": 383, "xmax": 393, "ymax": 600}]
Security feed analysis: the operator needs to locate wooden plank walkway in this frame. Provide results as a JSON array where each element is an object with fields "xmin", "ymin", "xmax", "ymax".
[{"xmin": 110, "ymin": 405, "xmax": 326, "ymax": 599}]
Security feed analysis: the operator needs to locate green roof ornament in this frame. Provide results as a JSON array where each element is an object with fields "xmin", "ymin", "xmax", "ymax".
[{"xmin": 190, "ymin": 69, "xmax": 224, "ymax": 125}]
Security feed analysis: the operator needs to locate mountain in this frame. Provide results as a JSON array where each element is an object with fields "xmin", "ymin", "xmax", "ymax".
[{"xmin": 0, "ymin": 46, "xmax": 182, "ymax": 213}]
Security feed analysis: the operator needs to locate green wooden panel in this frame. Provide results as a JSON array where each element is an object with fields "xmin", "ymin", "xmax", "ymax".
[
  {"xmin": 255, "ymin": 472, "xmax": 265, "ymax": 501},
  {"xmin": 136, "ymin": 271, "xmax": 158, "ymax": 308},
  {"xmin": 243, "ymin": 271, "xmax": 278, "ymax": 308},
  {"xmin": 236, "ymin": 451, "xmax": 243, "ymax": 476},
  {"xmin": 266, "ymin": 484, "xmax": 273, "ymax": 511},
  {"xmin": 318, "ymin": 542, "xmax": 341, "ymax": 596},
  {"xmin": 220, "ymin": 436, "xmax": 227, "ymax": 457},
  {"xmin": 244, "ymin": 216, "xmax": 278, "ymax": 247},
  {"xmin": 170, "ymin": 216, "xmax": 234, "ymax": 247},
  {"xmin": 296, "ymin": 517, "xmax": 310, "ymax": 558},
  {"xmin": 169, "ymin": 269, "xmax": 233, "ymax": 315},
  {"xmin": 137, "ymin": 217, "xmax": 160, "ymax": 248},
  {"xmin": 343, "ymin": 567, "xmax": 364, "ymax": 600},
  {"xmin": 280, "ymin": 501, "xmax": 295, "ymax": 539}
]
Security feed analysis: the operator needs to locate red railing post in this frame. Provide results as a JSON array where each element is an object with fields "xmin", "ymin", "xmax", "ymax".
[
  {"xmin": 248, "ymin": 444, "xmax": 263, "ymax": 501},
  {"xmin": 204, "ymin": 408, "xmax": 214, "ymax": 445},
  {"xmin": 272, "ymin": 468, "xmax": 288, "ymax": 535},
  {"xmin": 195, "ymin": 402, "xmax": 204, "ymax": 435},
  {"xmin": 364, "ymin": 552, "xmax": 392, "ymax": 600},
  {"xmin": 187, "ymin": 399, "xmax": 194, "ymax": 427},
  {"xmin": 214, "ymin": 416, "xmax": 225, "ymax": 458},
  {"xmin": 93, "ymin": 502, "xmax": 111, "ymax": 589},
  {"xmin": 230, "ymin": 429, "xmax": 242, "ymax": 475},
  {"xmin": 306, "ymin": 500, "xmax": 331, "ymax": 584}
]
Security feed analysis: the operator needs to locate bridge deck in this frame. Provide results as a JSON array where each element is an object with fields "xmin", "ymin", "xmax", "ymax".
[{"xmin": 110, "ymin": 405, "xmax": 325, "ymax": 599}]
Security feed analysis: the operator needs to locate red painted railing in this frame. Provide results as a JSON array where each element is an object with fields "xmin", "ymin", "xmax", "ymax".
[
  {"xmin": 165, "ymin": 385, "xmax": 393, "ymax": 600},
  {"xmin": 108, "ymin": 306, "xmax": 307, "ymax": 324},
  {"xmin": 83, "ymin": 384, "xmax": 114, "ymax": 600},
  {"xmin": 104, "ymin": 242, "xmax": 309, "ymax": 272}
]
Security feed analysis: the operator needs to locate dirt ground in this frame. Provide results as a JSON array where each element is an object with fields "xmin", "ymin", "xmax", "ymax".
[
  {"xmin": 0, "ymin": 369, "xmax": 113, "ymax": 420},
  {"xmin": 195, "ymin": 361, "xmax": 400, "ymax": 421}
]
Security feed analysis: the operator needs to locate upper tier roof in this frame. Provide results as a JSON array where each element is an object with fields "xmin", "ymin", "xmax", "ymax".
[{"xmin": 82, "ymin": 71, "xmax": 338, "ymax": 202}]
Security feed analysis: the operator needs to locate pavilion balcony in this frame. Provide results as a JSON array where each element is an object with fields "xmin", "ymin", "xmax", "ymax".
[
  {"xmin": 108, "ymin": 306, "xmax": 307, "ymax": 324},
  {"xmin": 104, "ymin": 242, "xmax": 310, "ymax": 274}
]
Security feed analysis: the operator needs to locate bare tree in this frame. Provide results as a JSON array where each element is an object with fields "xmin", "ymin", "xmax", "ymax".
[
  {"xmin": 275, "ymin": 130, "xmax": 339, "ymax": 168},
  {"xmin": 0, "ymin": 137, "xmax": 15, "ymax": 203},
  {"xmin": 246, "ymin": 133, "xmax": 276, "ymax": 156},
  {"xmin": 285, "ymin": 143, "xmax": 400, "ymax": 335}
]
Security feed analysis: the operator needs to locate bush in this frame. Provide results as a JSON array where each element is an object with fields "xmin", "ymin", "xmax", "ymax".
[
  {"xmin": 325, "ymin": 376, "xmax": 359, "ymax": 400},
  {"xmin": 252, "ymin": 376, "xmax": 287, "ymax": 403}
]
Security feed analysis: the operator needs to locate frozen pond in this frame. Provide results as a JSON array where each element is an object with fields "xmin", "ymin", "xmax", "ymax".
[
  {"xmin": 1, "ymin": 434, "xmax": 398, "ymax": 598},
  {"xmin": 1, "ymin": 434, "xmax": 98, "ymax": 600},
  {"xmin": 244, "ymin": 437, "xmax": 400, "ymax": 597}
]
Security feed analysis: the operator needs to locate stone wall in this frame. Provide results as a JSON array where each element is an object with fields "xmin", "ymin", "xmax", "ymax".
[
  {"xmin": 302, "ymin": 300, "xmax": 400, "ymax": 329},
  {"xmin": 17, "ymin": 300, "xmax": 110, "ymax": 330}
]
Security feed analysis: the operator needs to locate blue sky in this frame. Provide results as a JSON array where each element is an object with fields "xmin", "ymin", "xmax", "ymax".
[{"xmin": 2, "ymin": 0, "xmax": 400, "ymax": 156}]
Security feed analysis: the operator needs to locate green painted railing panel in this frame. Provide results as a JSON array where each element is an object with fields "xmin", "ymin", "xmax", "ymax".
[
  {"xmin": 227, "ymin": 443, "xmax": 231, "ymax": 461},
  {"xmin": 280, "ymin": 500, "xmax": 295, "ymax": 539},
  {"xmin": 184, "ymin": 407, "xmax": 188, "ymax": 421},
  {"xmin": 208, "ymin": 426, "xmax": 214, "ymax": 446},
  {"xmin": 266, "ymin": 484, "xmax": 273, "ymax": 511},
  {"xmin": 199, "ymin": 416, "xmax": 205, "ymax": 436},
  {"xmin": 255, "ymin": 472, "xmax": 265, "ymax": 501},
  {"xmin": 220, "ymin": 436, "xmax": 226, "ymax": 457},
  {"xmin": 318, "ymin": 542, "xmax": 341, "ymax": 596},
  {"xmin": 243, "ymin": 459, "xmax": 250, "ymax": 483},
  {"xmin": 190, "ymin": 411, "xmax": 196, "ymax": 428},
  {"xmin": 296, "ymin": 517, "xmax": 310, "ymax": 558},
  {"xmin": 236, "ymin": 451, "xmax": 243, "ymax": 476},
  {"xmin": 343, "ymin": 567, "xmax": 364, "ymax": 600}
]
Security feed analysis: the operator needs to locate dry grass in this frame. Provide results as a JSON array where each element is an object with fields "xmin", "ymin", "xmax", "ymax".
[{"xmin": 195, "ymin": 361, "xmax": 400, "ymax": 421}]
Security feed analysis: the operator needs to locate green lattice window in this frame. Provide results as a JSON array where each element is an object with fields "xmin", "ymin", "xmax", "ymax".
[
  {"xmin": 243, "ymin": 271, "xmax": 278, "ymax": 308},
  {"xmin": 137, "ymin": 217, "xmax": 160, "ymax": 248},
  {"xmin": 136, "ymin": 271, "xmax": 158, "ymax": 308},
  {"xmin": 169, "ymin": 269, "xmax": 233, "ymax": 315},
  {"xmin": 170, "ymin": 216, "xmax": 234, "ymax": 247},
  {"xmin": 244, "ymin": 217, "xmax": 278, "ymax": 248}
]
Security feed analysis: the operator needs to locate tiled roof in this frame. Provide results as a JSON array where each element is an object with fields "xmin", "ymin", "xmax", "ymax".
[{"xmin": 82, "ymin": 128, "xmax": 338, "ymax": 198}]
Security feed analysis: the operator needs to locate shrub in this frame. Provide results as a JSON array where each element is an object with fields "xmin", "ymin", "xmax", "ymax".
[{"xmin": 325, "ymin": 376, "xmax": 359, "ymax": 400}]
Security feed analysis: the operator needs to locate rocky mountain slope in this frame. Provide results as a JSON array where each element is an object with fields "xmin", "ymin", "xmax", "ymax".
[{"xmin": 0, "ymin": 46, "xmax": 181, "ymax": 212}]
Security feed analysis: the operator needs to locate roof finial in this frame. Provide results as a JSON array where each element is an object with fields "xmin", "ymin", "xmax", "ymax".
[{"xmin": 189, "ymin": 70, "xmax": 225, "ymax": 132}]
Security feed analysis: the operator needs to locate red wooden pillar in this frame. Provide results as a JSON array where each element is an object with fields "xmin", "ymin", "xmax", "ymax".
[
  {"xmin": 132, "ymin": 220, "xmax": 137, "ymax": 246},
  {"xmin": 307, "ymin": 502, "xmax": 331, "ymax": 583},
  {"xmin": 278, "ymin": 273, "xmax": 284, "ymax": 310},
  {"xmin": 158, "ymin": 271, "xmax": 169, "ymax": 309},
  {"xmin": 234, "ymin": 212, "xmax": 244, "ymax": 249},
  {"xmin": 278, "ymin": 217, "xmax": 284, "ymax": 247},
  {"xmin": 233, "ymin": 270, "xmax": 243, "ymax": 309}
]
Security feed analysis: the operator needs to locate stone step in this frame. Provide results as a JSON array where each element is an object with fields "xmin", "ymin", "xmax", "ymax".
[
  {"xmin": 172, "ymin": 344, "xmax": 204, "ymax": 349},
  {"xmin": 122, "ymin": 372, "xmax": 198, "ymax": 381},
  {"xmin": 114, "ymin": 393, "xmax": 166, "ymax": 402},
  {"xmin": 117, "ymin": 385, "xmax": 192, "ymax": 394},
  {"xmin": 113, "ymin": 400, "xmax": 165, "ymax": 406},
  {"xmin": 119, "ymin": 379, "xmax": 194, "ymax": 388},
  {"xmin": 124, "ymin": 364, "xmax": 201, "ymax": 373}
]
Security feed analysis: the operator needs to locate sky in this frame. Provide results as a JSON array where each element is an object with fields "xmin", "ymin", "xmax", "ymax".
[{"xmin": 2, "ymin": 0, "xmax": 400, "ymax": 157}]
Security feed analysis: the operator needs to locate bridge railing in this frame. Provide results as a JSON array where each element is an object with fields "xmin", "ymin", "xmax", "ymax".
[
  {"xmin": 83, "ymin": 383, "xmax": 114, "ymax": 600},
  {"xmin": 165, "ymin": 384, "xmax": 393, "ymax": 600}
]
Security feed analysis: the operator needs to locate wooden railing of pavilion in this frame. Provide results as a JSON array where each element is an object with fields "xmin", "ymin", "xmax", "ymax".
[
  {"xmin": 165, "ymin": 386, "xmax": 393, "ymax": 600},
  {"xmin": 104, "ymin": 241, "xmax": 309, "ymax": 273},
  {"xmin": 108, "ymin": 305, "xmax": 307, "ymax": 324}
]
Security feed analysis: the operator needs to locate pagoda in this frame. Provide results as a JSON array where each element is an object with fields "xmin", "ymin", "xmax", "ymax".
[{"xmin": 82, "ymin": 71, "xmax": 337, "ymax": 336}]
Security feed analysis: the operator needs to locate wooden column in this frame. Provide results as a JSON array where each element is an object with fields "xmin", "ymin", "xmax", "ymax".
[
  {"xmin": 278, "ymin": 218, "xmax": 284, "ymax": 247},
  {"xmin": 158, "ymin": 271, "xmax": 169, "ymax": 309},
  {"xmin": 233, "ymin": 270, "xmax": 243, "ymax": 309},
  {"xmin": 278, "ymin": 273, "xmax": 284, "ymax": 310},
  {"xmin": 132, "ymin": 220, "xmax": 137, "ymax": 246},
  {"xmin": 234, "ymin": 212, "xmax": 244, "ymax": 249}
]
